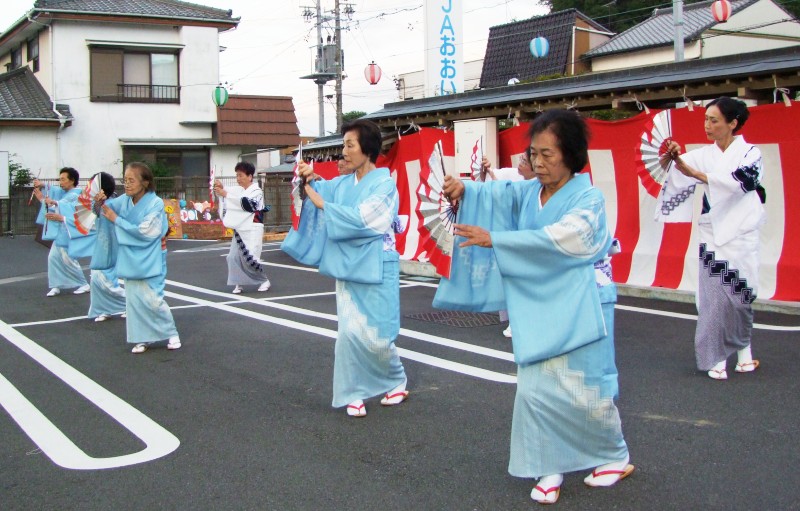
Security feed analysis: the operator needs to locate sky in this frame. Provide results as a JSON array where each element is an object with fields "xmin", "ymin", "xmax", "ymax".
[{"xmin": 0, "ymin": 0, "xmax": 549, "ymax": 137}]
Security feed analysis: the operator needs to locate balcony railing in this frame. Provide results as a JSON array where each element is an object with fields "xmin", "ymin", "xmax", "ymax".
[{"xmin": 115, "ymin": 84, "xmax": 180, "ymax": 103}]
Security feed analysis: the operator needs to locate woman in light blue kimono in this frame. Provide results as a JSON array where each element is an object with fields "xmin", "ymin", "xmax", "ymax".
[
  {"xmin": 94, "ymin": 162, "xmax": 180, "ymax": 354},
  {"xmin": 33, "ymin": 168, "xmax": 90, "ymax": 297},
  {"xmin": 440, "ymin": 110, "xmax": 632, "ymax": 504},
  {"xmin": 86, "ymin": 172, "xmax": 127, "ymax": 322},
  {"xmin": 282, "ymin": 119, "xmax": 408, "ymax": 418}
]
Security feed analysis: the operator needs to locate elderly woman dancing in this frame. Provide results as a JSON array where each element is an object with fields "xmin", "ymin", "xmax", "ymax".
[{"xmin": 439, "ymin": 110, "xmax": 632, "ymax": 504}]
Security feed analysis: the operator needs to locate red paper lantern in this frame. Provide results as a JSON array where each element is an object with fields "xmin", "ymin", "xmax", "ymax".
[
  {"xmin": 711, "ymin": 0, "xmax": 732, "ymax": 23},
  {"xmin": 364, "ymin": 61, "xmax": 382, "ymax": 85}
]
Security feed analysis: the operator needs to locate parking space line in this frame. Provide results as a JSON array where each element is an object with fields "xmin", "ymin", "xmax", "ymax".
[
  {"xmin": 0, "ymin": 320, "xmax": 179, "ymax": 470},
  {"xmin": 166, "ymin": 280, "xmax": 515, "ymax": 362},
  {"xmin": 162, "ymin": 287, "xmax": 517, "ymax": 383}
]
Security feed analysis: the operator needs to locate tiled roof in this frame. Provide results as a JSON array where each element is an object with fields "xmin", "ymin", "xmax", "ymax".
[
  {"xmin": 216, "ymin": 96, "xmax": 301, "ymax": 149},
  {"xmin": 479, "ymin": 9, "xmax": 609, "ymax": 88},
  {"xmin": 0, "ymin": 67, "xmax": 71, "ymax": 121},
  {"xmin": 31, "ymin": 0, "xmax": 237, "ymax": 22},
  {"xmin": 364, "ymin": 46, "xmax": 799, "ymax": 122},
  {"xmin": 584, "ymin": 0, "xmax": 760, "ymax": 58}
]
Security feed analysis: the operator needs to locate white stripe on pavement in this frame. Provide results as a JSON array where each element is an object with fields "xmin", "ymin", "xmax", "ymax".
[{"xmin": 0, "ymin": 319, "xmax": 179, "ymax": 470}]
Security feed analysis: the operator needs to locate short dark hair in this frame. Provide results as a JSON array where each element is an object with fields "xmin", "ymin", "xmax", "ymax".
[
  {"xmin": 92, "ymin": 172, "xmax": 117, "ymax": 197},
  {"xmin": 707, "ymin": 97, "xmax": 750, "ymax": 134},
  {"xmin": 59, "ymin": 167, "xmax": 79, "ymax": 186},
  {"xmin": 125, "ymin": 161, "xmax": 156, "ymax": 192},
  {"xmin": 234, "ymin": 161, "xmax": 256, "ymax": 177},
  {"xmin": 528, "ymin": 110, "xmax": 589, "ymax": 174},
  {"xmin": 341, "ymin": 119, "xmax": 382, "ymax": 163}
]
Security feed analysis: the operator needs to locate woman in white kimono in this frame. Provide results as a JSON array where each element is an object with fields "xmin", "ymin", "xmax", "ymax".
[
  {"xmin": 214, "ymin": 161, "xmax": 271, "ymax": 294},
  {"xmin": 95, "ymin": 162, "xmax": 180, "ymax": 354},
  {"xmin": 33, "ymin": 168, "xmax": 90, "ymax": 297},
  {"xmin": 441, "ymin": 110, "xmax": 632, "ymax": 504},
  {"xmin": 659, "ymin": 97, "xmax": 765, "ymax": 380},
  {"xmin": 282, "ymin": 119, "xmax": 408, "ymax": 418}
]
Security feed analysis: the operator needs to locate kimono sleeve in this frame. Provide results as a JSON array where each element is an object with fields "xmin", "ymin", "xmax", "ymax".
[
  {"xmin": 323, "ymin": 178, "xmax": 397, "ymax": 243},
  {"xmin": 115, "ymin": 204, "xmax": 167, "ymax": 246},
  {"xmin": 654, "ymin": 147, "xmax": 703, "ymax": 223},
  {"xmin": 707, "ymin": 145, "xmax": 765, "ymax": 245},
  {"xmin": 492, "ymin": 187, "xmax": 611, "ymax": 364},
  {"xmin": 432, "ymin": 180, "xmax": 520, "ymax": 312},
  {"xmin": 91, "ymin": 215, "xmax": 118, "ymax": 270}
]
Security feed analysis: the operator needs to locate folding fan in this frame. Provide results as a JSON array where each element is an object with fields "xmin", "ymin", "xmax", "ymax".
[
  {"xmin": 636, "ymin": 110, "xmax": 675, "ymax": 197},
  {"xmin": 290, "ymin": 144, "xmax": 310, "ymax": 230},
  {"xmin": 416, "ymin": 140, "xmax": 457, "ymax": 278},
  {"xmin": 469, "ymin": 135, "xmax": 485, "ymax": 181},
  {"xmin": 74, "ymin": 172, "xmax": 115, "ymax": 235}
]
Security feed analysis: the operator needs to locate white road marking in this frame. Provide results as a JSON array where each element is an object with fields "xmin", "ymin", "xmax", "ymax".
[
  {"xmin": 161, "ymin": 286, "xmax": 517, "ymax": 383},
  {"xmin": 615, "ymin": 304, "xmax": 800, "ymax": 331},
  {"xmin": 165, "ymin": 280, "xmax": 515, "ymax": 363},
  {"xmin": 0, "ymin": 320, "xmax": 179, "ymax": 470}
]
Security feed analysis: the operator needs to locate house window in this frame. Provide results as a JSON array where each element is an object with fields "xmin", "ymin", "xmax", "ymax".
[
  {"xmin": 27, "ymin": 36, "xmax": 39, "ymax": 72},
  {"xmin": 123, "ymin": 147, "xmax": 210, "ymax": 193},
  {"xmin": 10, "ymin": 47, "xmax": 22, "ymax": 70},
  {"xmin": 90, "ymin": 47, "xmax": 180, "ymax": 103}
]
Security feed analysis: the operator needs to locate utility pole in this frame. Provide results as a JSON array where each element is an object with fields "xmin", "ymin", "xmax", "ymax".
[
  {"xmin": 334, "ymin": 0, "xmax": 343, "ymax": 133},
  {"xmin": 299, "ymin": 1, "xmax": 355, "ymax": 136},
  {"xmin": 673, "ymin": 0, "xmax": 685, "ymax": 62}
]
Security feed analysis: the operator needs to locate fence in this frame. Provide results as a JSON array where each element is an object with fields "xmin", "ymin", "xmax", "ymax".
[{"xmin": 0, "ymin": 174, "xmax": 294, "ymax": 237}]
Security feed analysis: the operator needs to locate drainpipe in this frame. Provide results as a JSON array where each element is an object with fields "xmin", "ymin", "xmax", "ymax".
[
  {"xmin": 571, "ymin": 26, "xmax": 576, "ymax": 75},
  {"xmin": 28, "ymin": 14, "xmax": 67, "ymax": 167},
  {"xmin": 47, "ymin": 21, "xmax": 67, "ymax": 168}
]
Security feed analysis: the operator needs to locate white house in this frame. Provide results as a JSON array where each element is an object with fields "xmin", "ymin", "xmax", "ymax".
[
  {"xmin": 584, "ymin": 0, "xmax": 800, "ymax": 72},
  {"xmin": 0, "ymin": 0, "xmax": 299, "ymax": 182}
]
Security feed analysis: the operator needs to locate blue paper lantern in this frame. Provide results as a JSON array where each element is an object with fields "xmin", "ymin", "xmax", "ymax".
[{"xmin": 530, "ymin": 37, "xmax": 549, "ymax": 58}]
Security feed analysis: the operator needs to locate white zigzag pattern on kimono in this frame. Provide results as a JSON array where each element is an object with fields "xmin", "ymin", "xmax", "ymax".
[
  {"xmin": 337, "ymin": 282, "xmax": 394, "ymax": 362},
  {"xmin": 543, "ymin": 356, "xmax": 621, "ymax": 430},
  {"xmin": 459, "ymin": 247, "xmax": 494, "ymax": 287}
]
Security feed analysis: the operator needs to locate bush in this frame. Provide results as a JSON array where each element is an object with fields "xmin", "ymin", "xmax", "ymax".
[{"xmin": 9, "ymin": 157, "xmax": 33, "ymax": 187}]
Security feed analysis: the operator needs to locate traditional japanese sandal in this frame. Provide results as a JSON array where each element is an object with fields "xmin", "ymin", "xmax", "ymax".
[
  {"xmin": 380, "ymin": 390, "xmax": 409, "ymax": 406},
  {"xmin": 131, "ymin": 343, "xmax": 147, "ymax": 354},
  {"xmin": 735, "ymin": 360, "xmax": 760, "ymax": 373},
  {"xmin": 584, "ymin": 464, "xmax": 635, "ymax": 487},
  {"xmin": 531, "ymin": 485, "xmax": 560, "ymax": 505},
  {"xmin": 707, "ymin": 368, "xmax": 728, "ymax": 380},
  {"xmin": 346, "ymin": 402, "xmax": 366, "ymax": 417}
]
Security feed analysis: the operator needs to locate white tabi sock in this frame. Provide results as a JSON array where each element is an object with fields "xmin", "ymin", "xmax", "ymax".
[{"xmin": 737, "ymin": 345, "xmax": 753, "ymax": 365}]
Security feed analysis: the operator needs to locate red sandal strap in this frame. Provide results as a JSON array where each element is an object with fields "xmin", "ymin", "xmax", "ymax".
[
  {"xmin": 534, "ymin": 485, "xmax": 559, "ymax": 496},
  {"xmin": 591, "ymin": 468, "xmax": 626, "ymax": 478}
]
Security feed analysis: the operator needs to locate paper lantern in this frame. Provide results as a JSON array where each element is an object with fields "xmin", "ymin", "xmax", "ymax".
[
  {"xmin": 212, "ymin": 85, "xmax": 229, "ymax": 107},
  {"xmin": 711, "ymin": 0, "xmax": 731, "ymax": 22},
  {"xmin": 364, "ymin": 61, "xmax": 382, "ymax": 85},
  {"xmin": 529, "ymin": 37, "xmax": 549, "ymax": 58}
]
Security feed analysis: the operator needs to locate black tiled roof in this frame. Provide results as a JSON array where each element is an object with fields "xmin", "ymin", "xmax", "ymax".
[
  {"xmin": 584, "ymin": 0, "xmax": 760, "ymax": 58},
  {"xmin": 32, "ymin": 0, "xmax": 236, "ymax": 22},
  {"xmin": 479, "ymin": 9, "xmax": 609, "ymax": 88},
  {"xmin": 0, "ymin": 67, "xmax": 71, "ymax": 121},
  {"xmin": 364, "ymin": 46, "xmax": 799, "ymax": 122}
]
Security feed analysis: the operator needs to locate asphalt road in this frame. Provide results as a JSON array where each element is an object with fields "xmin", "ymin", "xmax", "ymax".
[{"xmin": 1, "ymin": 235, "xmax": 798, "ymax": 511}]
